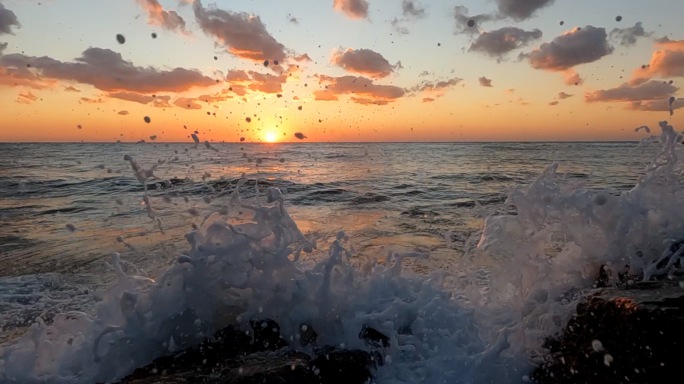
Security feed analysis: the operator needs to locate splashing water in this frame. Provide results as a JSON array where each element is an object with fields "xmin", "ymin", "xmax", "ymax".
[
  {"xmin": 470, "ymin": 121, "xmax": 684, "ymax": 356},
  {"xmin": 1, "ymin": 121, "xmax": 683, "ymax": 384},
  {"xmin": 0, "ymin": 186, "xmax": 516, "ymax": 383}
]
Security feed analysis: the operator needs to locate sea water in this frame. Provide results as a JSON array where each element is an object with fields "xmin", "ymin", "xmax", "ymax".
[{"xmin": 0, "ymin": 122, "xmax": 681, "ymax": 383}]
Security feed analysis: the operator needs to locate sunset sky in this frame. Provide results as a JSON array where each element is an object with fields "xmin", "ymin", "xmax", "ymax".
[{"xmin": 1, "ymin": 0, "xmax": 683, "ymax": 142}]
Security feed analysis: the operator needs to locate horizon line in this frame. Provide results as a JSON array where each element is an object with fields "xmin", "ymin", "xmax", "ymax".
[{"xmin": 0, "ymin": 140, "xmax": 644, "ymax": 145}]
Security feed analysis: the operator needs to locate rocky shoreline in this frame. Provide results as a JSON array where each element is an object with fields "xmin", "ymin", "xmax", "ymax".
[
  {"xmin": 113, "ymin": 280, "xmax": 684, "ymax": 384},
  {"xmin": 531, "ymin": 281, "xmax": 684, "ymax": 384},
  {"xmin": 115, "ymin": 319, "xmax": 381, "ymax": 384}
]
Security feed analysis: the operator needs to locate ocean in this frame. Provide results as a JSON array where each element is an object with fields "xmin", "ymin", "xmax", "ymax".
[{"xmin": 0, "ymin": 129, "xmax": 682, "ymax": 383}]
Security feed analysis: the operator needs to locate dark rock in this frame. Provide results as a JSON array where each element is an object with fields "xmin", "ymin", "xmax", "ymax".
[
  {"xmin": 249, "ymin": 318, "xmax": 288, "ymax": 352},
  {"xmin": 595, "ymin": 264, "xmax": 610, "ymax": 288},
  {"xmin": 117, "ymin": 319, "xmax": 378, "ymax": 384},
  {"xmin": 298, "ymin": 323, "xmax": 318, "ymax": 347},
  {"xmin": 359, "ymin": 325, "xmax": 390, "ymax": 348},
  {"xmin": 310, "ymin": 348, "xmax": 375, "ymax": 384},
  {"xmin": 531, "ymin": 282, "xmax": 684, "ymax": 384}
]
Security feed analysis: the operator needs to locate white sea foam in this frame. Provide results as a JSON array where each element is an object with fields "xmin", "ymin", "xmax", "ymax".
[
  {"xmin": 1, "ymin": 121, "xmax": 682, "ymax": 384},
  {"xmin": 470, "ymin": 120, "xmax": 684, "ymax": 355}
]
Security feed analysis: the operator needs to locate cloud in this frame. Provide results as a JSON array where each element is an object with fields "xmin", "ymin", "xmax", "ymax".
[
  {"xmin": 331, "ymin": 48, "xmax": 394, "ymax": 78},
  {"xmin": 80, "ymin": 97, "xmax": 104, "ymax": 104},
  {"xmin": 562, "ymin": 69, "xmax": 583, "ymax": 86},
  {"xmin": 410, "ymin": 77, "xmax": 463, "ymax": 100},
  {"xmin": 109, "ymin": 91, "xmax": 154, "ymax": 104},
  {"xmin": 610, "ymin": 22, "xmax": 651, "ymax": 47},
  {"xmin": 453, "ymin": 6, "xmax": 494, "ymax": 35},
  {"xmin": 174, "ymin": 97, "xmax": 202, "ymax": 109},
  {"xmin": 412, "ymin": 77, "xmax": 462, "ymax": 92},
  {"xmin": 246, "ymin": 71, "xmax": 287, "ymax": 93},
  {"xmin": 453, "ymin": 1, "xmax": 553, "ymax": 35},
  {"xmin": 228, "ymin": 84, "xmax": 247, "ymax": 96},
  {"xmin": 529, "ymin": 26, "xmax": 614, "ymax": 71},
  {"xmin": 391, "ymin": 18, "xmax": 410, "ymax": 35},
  {"xmin": 0, "ymin": 47, "xmax": 215, "ymax": 93},
  {"xmin": 198, "ymin": 90, "xmax": 233, "ymax": 104},
  {"xmin": 585, "ymin": 80, "xmax": 678, "ymax": 102},
  {"xmin": 136, "ymin": 0, "xmax": 188, "ymax": 34},
  {"xmin": 351, "ymin": 97, "xmax": 390, "ymax": 105},
  {"xmin": 470, "ymin": 27, "xmax": 542, "ymax": 58},
  {"xmin": 631, "ymin": 38, "xmax": 684, "ymax": 83},
  {"xmin": 0, "ymin": 67, "xmax": 51, "ymax": 89},
  {"xmin": 64, "ymin": 86, "xmax": 80, "ymax": 92},
  {"xmin": 226, "ymin": 69, "xmax": 251, "ymax": 82},
  {"xmin": 557, "ymin": 91, "xmax": 573, "ymax": 99},
  {"xmin": 225, "ymin": 69, "xmax": 288, "ymax": 94},
  {"xmin": 478, "ymin": 76, "xmax": 493, "ymax": 87},
  {"xmin": 422, "ymin": 97, "xmax": 435, "ymax": 103},
  {"xmin": 495, "ymin": 0, "xmax": 554, "ymax": 21},
  {"xmin": 333, "ymin": 0, "xmax": 368, "ymax": 20},
  {"xmin": 314, "ymin": 75, "xmax": 404, "ymax": 104},
  {"xmin": 108, "ymin": 92, "xmax": 172, "ymax": 107},
  {"xmin": 628, "ymin": 98, "xmax": 684, "ymax": 112},
  {"xmin": 193, "ymin": 0, "xmax": 287, "ymax": 62},
  {"xmin": 293, "ymin": 53, "xmax": 312, "ymax": 62},
  {"xmin": 16, "ymin": 91, "xmax": 37, "ymax": 104},
  {"xmin": 152, "ymin": 95, "xmax": 171, "ymax": 108},
  {"xmin": 0, "ymin": 2, "xmax": 20, "ymax": 35},
  {"xmin": 402, "ymin": 0, "xmax": 426, "ymax": 18}
]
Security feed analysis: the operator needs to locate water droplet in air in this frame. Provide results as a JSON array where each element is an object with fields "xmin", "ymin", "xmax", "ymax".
[
  {"xmin": 294, "ymin": 132, "xmax": 307, "ymax": 140},
  {"xmin": 467, "ymin": 19, "xmax": 475, "ymax": 28},
  {"xmin": 144, "ymin": 116, "xmax": 151, "ymax": 123},
  {"xmin": 151, "ymin": 32, "xmax": 157, "ymax": 39},
  {"xmin": 245, "ymin": 117, "xmax": 251, "ymax": 123},
  {"xmin": 65, "ymin": 224, "xmax": 76, "ymax": 232},
  {"xmin": 604, "ymin": 353, "xmax": 613, "ymax": 366},
  {"xmin": 615, "ymin": 15, "xmax": 622, "ymax": 22},
  {"xmin": 116, "ymin": 34, "xmax": 126, "ymax": 44}
]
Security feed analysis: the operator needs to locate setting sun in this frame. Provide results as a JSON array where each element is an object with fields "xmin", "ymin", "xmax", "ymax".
[{"xmin": 264, "ymin": 131, "xmax": 278, "ymax": 143}]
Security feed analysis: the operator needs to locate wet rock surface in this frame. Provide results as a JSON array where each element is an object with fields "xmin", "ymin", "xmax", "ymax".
[
  {"xmin": 116, "ymin": 319, "xmax": 378, "ymax": 384},
  {"xmin": 531, "ymin": 281, "xmax": 684, "ymax": 384}
]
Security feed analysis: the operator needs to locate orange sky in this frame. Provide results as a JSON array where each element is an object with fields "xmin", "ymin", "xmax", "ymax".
[{"xmin": 1, "ymin": 0, "xmax": 683, "ymax": 142}]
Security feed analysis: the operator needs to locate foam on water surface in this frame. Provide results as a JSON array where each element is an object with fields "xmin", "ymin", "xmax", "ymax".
[
  {"xmin": 1, "ymin": 121, "xmax": 683, "ymax": 384},
  {"xmin": 0, "ymin": 188, "xmax": 516, "ymax": 383}
]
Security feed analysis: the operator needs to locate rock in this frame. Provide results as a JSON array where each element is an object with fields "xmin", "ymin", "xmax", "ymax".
[
  {"xmin": 531, "ymin": 281, "xmax": 684, "ymax": 384},
  {"xmin": 117, "ymin": 319, "xmax": 378, "ymax": 384},
  {"xmin": 358, "ymin": 325, "xmax": 390, "ymax": 348}
]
